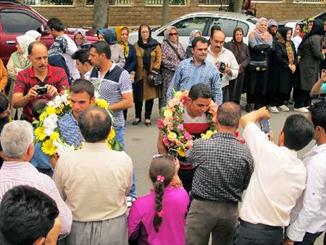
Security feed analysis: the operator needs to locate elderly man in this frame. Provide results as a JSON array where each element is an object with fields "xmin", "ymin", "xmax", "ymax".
[
  {"xmin": 167, "ymin": 37, "xmax": 223, "ymax": 105},
  {"xmin": 234, "ymin": 108, "xmax": 315, "ymax": 245},
  {"xmin": 186, "ymin": 102, "xmax": 253, "ymax": 245},
  {"xmin": 12, "ymin": 41, "xmax": 69, "ymax": 122},
  {"xmin": 89, "ymin": 41, "xmax": 133, "ymax": 147},
  {"xmin": 0, "ymin": 120, "xmax": 72, "ymax": 238},
  {"xmin": 53, "ymin": 106, "xmax": 133, "ymax": 244},
  {"xmin": 207, "ymin": 28, "xmax": 239, "ymax": 102}
]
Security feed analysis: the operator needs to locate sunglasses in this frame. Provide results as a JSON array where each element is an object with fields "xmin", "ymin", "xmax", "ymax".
[{"xmin": 169, "ymin": 32, "xmax": 178, "ymax": 36}]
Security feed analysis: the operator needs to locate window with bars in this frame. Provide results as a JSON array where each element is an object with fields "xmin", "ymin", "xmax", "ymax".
[
  {"xmin": 25, "ymin": 0, "xmax": 73, "ymax": 5},
  {"xmin": 293, "ymin": 0, "xmax": 326, "ymax": 2},
  {"xmin": 144, "ymin": 0, "xmax": 186, "ymax": 5},
  {"xmin": 198, "ymin": 0, "xmax": 229, "ymax": 4},
  {"xmin": 86, "ymin": 0, "xmax": 131, "ymax": 5}
]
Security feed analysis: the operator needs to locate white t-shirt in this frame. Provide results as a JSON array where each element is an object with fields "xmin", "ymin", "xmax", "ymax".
[{"xmin": 62, "ymin": 34, "xmax": 80, "ymax": 80}]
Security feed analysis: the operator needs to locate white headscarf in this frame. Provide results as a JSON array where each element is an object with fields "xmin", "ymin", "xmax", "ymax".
[{"xmin": 25, "ymin": 30, "xmax": 41, "ymax": 41}]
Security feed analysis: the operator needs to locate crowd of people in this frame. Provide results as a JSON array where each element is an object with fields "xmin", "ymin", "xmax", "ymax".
[{"xmin": 0, "ymin": 14, "xmax": 325, "ymax": 245}]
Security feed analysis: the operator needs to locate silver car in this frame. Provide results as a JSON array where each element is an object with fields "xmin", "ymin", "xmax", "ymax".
[{"xmin": 129, "ymin": 11, "xmax": 258, "ymax": 49}]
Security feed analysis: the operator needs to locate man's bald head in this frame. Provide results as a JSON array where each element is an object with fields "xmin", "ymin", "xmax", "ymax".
[
  {"xmin": 217, "ymin": 102, "xmax": 241, "ymax": 128},
  {"xmin": 28, "ymin": 41, "xmax": 48, "ymax": 56},
  {"xmin": 78, "ymin": 106, "xmax": 112, "ymax": 143}
]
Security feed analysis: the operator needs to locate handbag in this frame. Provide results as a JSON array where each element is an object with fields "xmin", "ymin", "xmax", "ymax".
[{"xmin": 147, "ymin": 70, "xmax": 163, "ymax": 87}]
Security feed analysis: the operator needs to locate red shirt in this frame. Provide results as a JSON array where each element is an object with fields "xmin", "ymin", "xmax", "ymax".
[{"xmin": 14, "ymin": 65, "xmax": 69, "ymax": 122}]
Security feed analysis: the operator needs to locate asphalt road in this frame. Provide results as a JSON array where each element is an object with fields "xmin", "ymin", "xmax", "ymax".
[{"xmin": 123, "ymin": 100, "xmax": 324, "ymax": 244}]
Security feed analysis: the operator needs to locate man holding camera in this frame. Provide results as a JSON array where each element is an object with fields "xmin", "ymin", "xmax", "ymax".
[
  {"xmin": 12, "ymin": 41, "xmax": 69, "ymax": 122},
  {"xmin": 207, "ymin": 27, "xmax": 239, "ymax": 103}
]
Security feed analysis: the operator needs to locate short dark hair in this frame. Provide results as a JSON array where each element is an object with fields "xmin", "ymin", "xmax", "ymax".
[
  {"xmin": 0, "ymin": 93, "xmax": 9, "ymax": 114},
  {"xmin": 71, "ymin": 79, "xmax": 95, "ymax": 98},
  {"xmin": 72, "ymin": 49, "xmax": 91, "ymax": 64},
  {"xmin": 210, "ymin": 25, "xmax": 222, "ymax": 38},
  {"xmin": 28, "ymin": 41, "xmax": 47, "ymax": 56},
  {"xmin": 0, "ymin": 185, "xmax": 59, "ymax": 245},
  {"xmin": 309, "ymin": 100, "xmax": 326, "ymax": 130},
  {"xmin": 218, "ymin": 102, "xmax": 241, "ymax": 127},
  {"xmin": 90, "ymin": 41, "xmax": 111, "ymax": 59},
  {"xmin": 192, "ymin": 36, "xmax": 208, "ymax": 49},
  {"xmin": 78, "ymin": 106, "xmax": 111, "ymax": 143},
  {"xmin": 282, "ymin": 114, "xmax": 314, "ymax": 151},
  {"xmin": 188, "ymin": 83, "xmax": 212, "ymax": 100},
  {"xmin": 32, "ymin": 99, "xmax": 48, "ymax": 120},
  {"xmin": 47, "ymin": 17, "xmax": 65, "ymax": 32}
]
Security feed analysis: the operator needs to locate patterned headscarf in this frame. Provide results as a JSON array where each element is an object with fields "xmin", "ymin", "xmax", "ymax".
[
  {"xmin": 249, "ymin": 17, "xmax": 273, "ymax": 47},
  {"xmin": 116, "ymin": 26, "xmax": 130, "ymax": 58}
]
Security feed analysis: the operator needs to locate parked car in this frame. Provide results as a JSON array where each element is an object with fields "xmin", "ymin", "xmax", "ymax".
[
  {"xmin": 279, "ymin": 11, "xmax": 326, "ymax": 31},
  {"xmin": 0, "ymin": 0, "xmax": 97, "ymax": 64},
  {"xmin": 129, "ymin": 11, "xmax": 258, "ymax": 49}
]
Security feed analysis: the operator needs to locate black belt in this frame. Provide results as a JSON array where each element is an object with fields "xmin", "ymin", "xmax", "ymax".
[
  {"xmin": 192, "ymin": 194, "xmax": 238, "ymax": 205},
  {"xmin": 239, "ymin": 219, "xmax": 283, "ymax": 231}
]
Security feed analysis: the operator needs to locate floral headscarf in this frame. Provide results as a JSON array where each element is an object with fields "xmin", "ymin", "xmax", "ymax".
[
  {"xmin": 249, "ymin": 17, "xmax": 273, "ymax": 47},
  {"xmin": 116, "ymin": 26, "xmax": 130, "ymax": 58}
]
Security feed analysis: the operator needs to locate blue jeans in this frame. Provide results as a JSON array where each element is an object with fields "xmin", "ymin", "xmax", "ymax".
[{"xmin": 114, "ymin": 126, "xmax": 137, "ymax": 198}]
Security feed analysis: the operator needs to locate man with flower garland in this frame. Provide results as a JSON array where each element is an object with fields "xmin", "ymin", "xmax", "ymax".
[
  {"xmin": 157, "ymin": 83, "xmax": 218, "ymax": 193},
  {"xmin": 186, "ymin": 102, "xmax": 254, "ymax": 245}
]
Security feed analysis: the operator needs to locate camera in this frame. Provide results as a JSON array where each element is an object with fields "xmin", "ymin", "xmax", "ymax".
[
  {"xmin": 36, "ymin": 86, "xmax": 47, "ymax": 95},
  {"xmin": 260, "ymin": 119, "xmax": 271, "ymax": 134},
  {"xmin": 219, "ymin": 62, "xmax": 226, "ymax": 73}
]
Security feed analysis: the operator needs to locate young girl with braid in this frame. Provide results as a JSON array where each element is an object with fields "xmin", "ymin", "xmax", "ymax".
[{"xmin": 128, "ymin": 154, "xmax": 189, "ymax": 245}]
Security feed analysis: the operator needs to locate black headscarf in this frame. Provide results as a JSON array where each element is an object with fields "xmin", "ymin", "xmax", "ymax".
[
  {"xmin": 137, "ymin": 24, "xmax": 159, "ymax": 72},
  {"xmin": 278, "ymin": 26, "xmax": 292, "ymax": 42},
  {"xmin": 299, "ymin": 19, "xmax": 325, "ymax": 51}
]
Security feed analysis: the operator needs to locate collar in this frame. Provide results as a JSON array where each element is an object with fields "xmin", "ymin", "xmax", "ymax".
[
  {"xmin": 82, "ymin": 142, "xmax": 110, "ymax": 151},
  {"xmin": 304, "ymin": 143, "xmax": 326, "ymax": 158},
  {"xmin": 27, "ymin": 65, "xmax": 53, "ymax": 79},
  {"xmin": 212, "ymin": 132, "xmax": 237, "ymax": 140},
  {"xmin": 208, "ymin": 46, "xmax": 226, "ymax": 58},
  {"xmin": 2, "ymin": 161, "xmax": 35, "ymax": 169},
  {"xmin": 97, "ymin": 62, "xmax": 116, "ymax": 79},
  {"xmin": 68, "ymin": 111, "xmax": 78, "ymax": 123},
  {"xmin": 189, "ymin": 57, "xmax": 206, "ymax": 65}
]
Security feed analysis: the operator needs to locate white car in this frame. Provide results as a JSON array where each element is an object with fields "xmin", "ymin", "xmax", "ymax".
[{"xmin": 129, "ymin": 11, "xmax": 258, "ymax": 49}]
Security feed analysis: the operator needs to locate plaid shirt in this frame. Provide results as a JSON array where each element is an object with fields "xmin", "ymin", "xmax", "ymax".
[
  {"xmin": 187, "ymin": 132, "xmax": 253, "ymax": 202},
  {"xmin": 57, "ymin": 112, "xmax": 84, "ymax": 147}
]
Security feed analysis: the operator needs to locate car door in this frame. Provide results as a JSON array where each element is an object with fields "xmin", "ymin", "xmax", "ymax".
[
  {"xmin": 0, "ymin": 9, "xmax": 44, "ymax": 64},
  {"xmin": 155, "ymin": 16, "xmax": 211, "ymax": 50}
]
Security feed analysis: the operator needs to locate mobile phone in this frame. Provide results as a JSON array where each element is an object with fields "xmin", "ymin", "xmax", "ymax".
[
  {"xmin": 168, "ymin": 148, "xmax": 178, "ymax": 158},
  {"xmin": 36, "ymin": 86, "xmax": 47, "ymax": 95},
  {"xmin": 260, "ymin": 119, "xmax": 270, "ymax": 134}
]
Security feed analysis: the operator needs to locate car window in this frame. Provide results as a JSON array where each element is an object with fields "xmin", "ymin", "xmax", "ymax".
[
  {"xmin": 0, "ymin": 11, "xmax": 42, "ymax": 33},
  {"xmin": 209, "ymin": 18, "xmax": 237, "ymax": 37},
  {"xmin": 171, "ymin": 17, "xmax": 209, "ymax": 36}
]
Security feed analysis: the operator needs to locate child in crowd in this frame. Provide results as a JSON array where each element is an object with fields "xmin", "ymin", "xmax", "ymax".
[{"xmin": 128, "ymin": 154, "xmax": 189, "ymax": 245}]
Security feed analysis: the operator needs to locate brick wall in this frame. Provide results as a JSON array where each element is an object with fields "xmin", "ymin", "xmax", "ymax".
[{"xmin": 33, "ymin": 0, "xmax": 325, "ymax": 28}]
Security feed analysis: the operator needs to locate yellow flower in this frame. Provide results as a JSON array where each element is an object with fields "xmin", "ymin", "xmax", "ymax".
[
  {"xmin": 164, "ymin": 109, "xmax": 173, "ymax": 118},
  {"xmin": 39, "ymin": 112, "xmax": 48, "ymax": 122},
  {"xmin": 55, "ymin": 107, "xmax": 63, "ymax": 114},
  {"xmin": 45, "ymin": 106, "xmax": 56, "ymax": 115},
  {"xmin": 35, "ymin": 127, "xmax": 47, "ymax": 141},
  {"xmin": 106, "ymin": 142, "xmax": 112, "ymax": 150},
  {"xmin": 108, "ymin": 127, "xmax": 116, "ymax": 140},
  {"xmin": 167, "ymin": 132, "xmax": 177, "ymax": 141},
  {"xmin": 174, "ymin": 91, "xmax": 183, "ymax": 100},
  {"xmin": 50, "ymin": 132, "xmax": 60, "ymax": 141},
  {"xmin": 41, "ymin": 139, "xmax": 56, "ymax": 156},
  {"xmin": 177, "ymin": 148, "xmax": 186, "ymax": 157},
  {"xmin": 96, "ymin": 99, "xmax": 109, "ymax": 109}
]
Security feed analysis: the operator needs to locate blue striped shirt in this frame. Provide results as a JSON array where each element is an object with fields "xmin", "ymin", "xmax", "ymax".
[{"xmin": 167, "ymin": 57, "xmax": 222, "ymax": 104}]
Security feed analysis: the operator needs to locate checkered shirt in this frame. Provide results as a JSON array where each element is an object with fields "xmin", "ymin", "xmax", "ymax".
[
  {"xmin": 187, "ymin": 132, "xmax": 254, "ymax": 202},
  {"xmin": 57, "ymin": 112, "xmax": 84, "ymax": 147}
]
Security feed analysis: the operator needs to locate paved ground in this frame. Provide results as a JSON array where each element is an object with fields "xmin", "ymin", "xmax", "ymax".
[{"xmin": 124, "ymin": 100, "xmax": 324, "ymax": 244}]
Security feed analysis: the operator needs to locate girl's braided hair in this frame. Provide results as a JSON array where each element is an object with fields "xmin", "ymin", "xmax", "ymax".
[{"xmin": 149, "ymin": 154, "xmax": 175, "ymax": 232}]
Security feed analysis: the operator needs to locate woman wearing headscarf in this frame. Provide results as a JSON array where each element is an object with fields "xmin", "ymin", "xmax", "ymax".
[
  {"xmin": 273, "ymin": 26, "xmax": 297, "ymax": 112},
  {"xmin": 133, "ymin": 24, "xmax": 162, "ymax": 126},
  {"xmin": 25, "ymin": 30, "xmax": 41, "ymax": 41},
  {"xmin": 294, "ymin": 19, "xmax": 326, "ymax": 112},
  {"xmin": 246, "ymin": 17, "xmax": 272, "ymax": 112},
  {"xmin": 186, "ymin": 30, "xmax": 201, "ymax": 58},
  {"xmin": 224, "ymin": 27, "xmax": 250, "ymax": 104},
  {"xmin": 161, "ymin": 26, "xmax": 186, "ymax": 108},
  {"xmin": 97, "ymin": 28, "xmax": 126, "ymax": 68},
  {"xmin": 74, "ymin": 28, "xmax": 90, "ymax": 49},
  {"xmin": 116, "ymin": 26, "xmax": 137, "ymax": 120}
]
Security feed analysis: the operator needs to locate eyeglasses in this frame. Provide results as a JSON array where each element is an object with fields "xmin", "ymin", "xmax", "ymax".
[{"xmin": 169, "ymin": 32, "xmax": 178, "ymax": 36}]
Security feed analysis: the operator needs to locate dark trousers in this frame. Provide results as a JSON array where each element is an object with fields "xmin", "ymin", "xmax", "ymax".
[
  {"xmin": 294, "ymin": 89, "xmax": 311, "ymax": 108},
  {"xmin": 270, "ymin": 92, "xmax": 290, "ymax": 107},
  {"xmin": 134, "ymin": 99, "xmax": 154, "ymax": 119},
  {"xmin": 294, "ymin": 232, "xmax": 323, "ymax": 245},
  {"xmin": 229, "ymin": 72, "xmax": 245, "ymax": 104},
  {"xmin": 222, "ymin": 86, "xmax": 230, "ymax": 103},
  {"xmin": 186, "ymin": 199, "xmax": 238, "ymax": 245},
  {"xmin": 247, "ymin": 70, "xmax": 268, "ymax": 107},
  {"xmin": 178, "ymin": 168, "xmax": 195, "ymax": 193},
  {"xmin": 233, "ymin": 221, "xmax": 283, "ymax": 245}
]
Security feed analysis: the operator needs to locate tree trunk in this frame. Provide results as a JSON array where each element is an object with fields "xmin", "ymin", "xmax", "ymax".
[
  {"xmin": 93, "ymin": 0, "xmax": 108, "ymax": 29},
  {"xmin": 162, "ymin": 0, "xmax": 169, "ymax": 26},
  {"xmin": 230, "ymin": 0, "xmax": 242, "ymax": 13}
]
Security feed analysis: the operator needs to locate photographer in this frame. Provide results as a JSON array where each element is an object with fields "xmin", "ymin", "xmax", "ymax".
[
  {"xmin": 310, "ymin": 69, "xmax": 326, "ymax": 96},
  {"xmin": 12, "ymin": 41, "xmax": 69, "ymax": 122},
  {"xmin": 207, "ymin": 27, "xmax": 239, "ymax": 102},
  {"xmin": 234, "ymin": 107, "xmax": 315, "ymax": 245}
]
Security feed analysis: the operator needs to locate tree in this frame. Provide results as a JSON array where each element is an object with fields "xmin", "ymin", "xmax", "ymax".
[
  {"xmin": 230, "ymin": 0, "xmax": 242, "ymax": 13},
  {"xmin": 93, "ymin": 0, "xmax": 108, "ymax": 29},
  {"xmin": 162, "ymin": 0, "xmax": 169, "ymax": 25}
]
